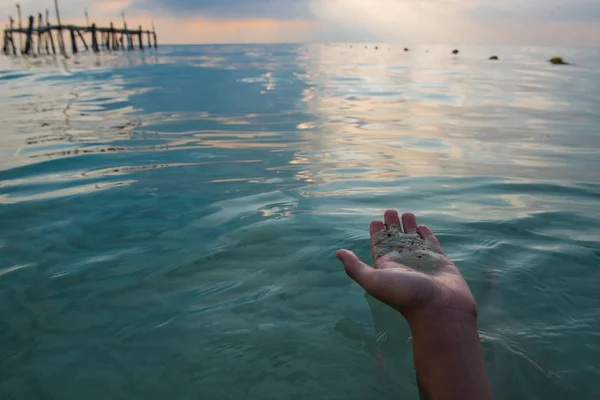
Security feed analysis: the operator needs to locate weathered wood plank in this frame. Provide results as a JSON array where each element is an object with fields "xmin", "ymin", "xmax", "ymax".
[{"xmin": 6, "ymin": 26, "xmax": 156, "ymax": 35}]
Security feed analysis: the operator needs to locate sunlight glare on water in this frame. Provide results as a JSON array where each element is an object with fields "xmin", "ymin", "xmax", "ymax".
[{"xmin": 1, "ymin": 44, "xmax": 600, "ymax": 399}]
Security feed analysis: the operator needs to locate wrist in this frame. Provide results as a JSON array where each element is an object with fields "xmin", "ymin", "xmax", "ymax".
[
  {"xmin": 409, "ymin": 309, "xmax": 492, "ymax": 400},
  {"xmin": 408, "ymin": 307, "xmax": 479, "ymax": 337}
]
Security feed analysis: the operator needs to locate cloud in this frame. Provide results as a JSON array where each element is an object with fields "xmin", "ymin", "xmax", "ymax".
[
  {"xmin": 308, "ymin": 0, "xmax": 600, "ymax": 46},
  {"xmin": 8, "ymin": 0, "xmax": 600, "ymax": 45},
  {"xmin": 7, "ymin": 0, "xmax": 134, "ymax": 21},
  {"xmin": 129, "ymin": 0, "xmax": 314, "ymax": 20},
  {"xmin": 309, "ymin": 0, "xmax": 489, "ymax": 43},
  {"xmin": 468, "ymin": 0, "xmax": 600, "ymax": 22}
]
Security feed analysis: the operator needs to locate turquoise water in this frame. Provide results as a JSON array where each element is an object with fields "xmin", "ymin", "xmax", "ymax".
[{"xmin": 1, "ymin": 44, "xmax": 599, "ymax": 399}]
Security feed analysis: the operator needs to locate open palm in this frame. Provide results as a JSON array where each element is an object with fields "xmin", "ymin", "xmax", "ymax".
[{"xmin": 337, "ymin": 210, "xmax": 477, "ymax": 322}]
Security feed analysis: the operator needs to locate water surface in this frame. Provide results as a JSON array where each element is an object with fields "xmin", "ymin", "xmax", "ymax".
[{"xmin": 1, "ymin": 44, "xmax": 600, "ymax": 399}]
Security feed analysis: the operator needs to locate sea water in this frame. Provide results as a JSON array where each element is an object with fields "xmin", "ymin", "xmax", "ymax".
[{"xmin": 1, "ymin": 44, "xmax": 599, "ymax": 399}]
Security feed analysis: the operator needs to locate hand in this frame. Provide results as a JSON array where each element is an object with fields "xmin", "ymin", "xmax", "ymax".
[{"xmin": 337, "ymin": 210, "xmax": 477, "ymax": 324}]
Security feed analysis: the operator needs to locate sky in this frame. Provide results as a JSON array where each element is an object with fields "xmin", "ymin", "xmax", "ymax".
[{"xmin": 6, "ymin": 0, "xmax": 600, "ymax": 46}]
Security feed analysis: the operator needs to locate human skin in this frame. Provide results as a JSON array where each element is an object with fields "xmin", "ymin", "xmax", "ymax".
[{"xmin": 337, "ymin": 210, "xmax": 494, "ymax": 400}]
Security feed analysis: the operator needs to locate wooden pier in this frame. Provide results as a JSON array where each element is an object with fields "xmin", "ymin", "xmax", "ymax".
[{"xmin": 2, "ymin": 1, "xmax": 157, "ymax": 57}]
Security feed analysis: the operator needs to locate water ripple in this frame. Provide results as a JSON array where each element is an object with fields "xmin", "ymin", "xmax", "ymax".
[{"xmin": 1, "ymin": 44, "xmax": 599, "ymax": 399}]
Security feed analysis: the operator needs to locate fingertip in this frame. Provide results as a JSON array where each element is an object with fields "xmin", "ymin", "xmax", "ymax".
[
  {"xmin": 401, "ymin": 213, "xmax": 418, "ymax": 233},
  {"xmin": 417, "ymin": 225, "xmax": 433, "ymax": 238},
  {"xmin": 370, "ymin": 220, "xmax": 385, "ymax": 235},
  {"xmin": 384, "ymin": 209, "xmax": 401, "ymax": 228},
  {"xmin": 336, "ymin": 249, "xmax": 352, "ymax": 261},
  {"xmin": 417, "ymin": 225, "xmax": 441, "ymax": 247},
  {"xmin": 337, "ymin": 249, "xmax": 362, "ymax": 267},
  {"xmin": 336, "ymin": 249, "xmax": 373, "ymax": 284}
]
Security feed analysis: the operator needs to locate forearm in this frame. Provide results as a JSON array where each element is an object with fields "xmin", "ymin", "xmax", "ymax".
[{"xmin": 409, "ymin": 311, "xmax": 493, "ymax": 400}]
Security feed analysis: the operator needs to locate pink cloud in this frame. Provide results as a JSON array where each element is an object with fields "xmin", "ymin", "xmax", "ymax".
[{"xmin": 65, "ymin": 13, "xmax": 319, "ymax": 44}]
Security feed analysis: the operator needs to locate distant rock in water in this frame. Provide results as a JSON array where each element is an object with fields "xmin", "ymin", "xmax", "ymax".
[
  {"xmin": 375, "ymin": 46, "xmax": 379, "ymax": 50},
  {"xmin": 452, "ymin": 49, "xmax": 459, "ymax": 55},
  {"xmin": 489, "ymin": 55, "xmax": 499, "ymax": 60},
  {"xmin": 404, "ymin": 48, "xmax": 409, "ymax": 52},
  {"xmin": 549, "ymin": 56, "xmax": 568, "ymax": 65}
]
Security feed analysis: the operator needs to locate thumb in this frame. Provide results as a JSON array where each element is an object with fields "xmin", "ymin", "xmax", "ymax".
[{"xmin": 337, "ymin": 249, "xmax": 377, "ymax": 292}]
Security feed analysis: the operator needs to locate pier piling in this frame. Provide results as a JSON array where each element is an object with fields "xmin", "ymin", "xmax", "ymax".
[
  {"xmin": 37, "ymin": 13, "xmax": 43, "ymax": 54},
  {"xmin": 16, "ymin": 4, "xmax": 23, "ymax": 53},
  {"xmin": 91, "ymin": 23, "xmax": 98, "ymax": 52},
  {"xmin": 2, "ymin": 29, "xmax": 7, "ymax": 55},
  {"xmin": 69, "ymin": 27, "xmax": 77, "ymax": 54},
  {"xmin": 23, "ymin": 15, "xmax": 33, "ymax": 55},
  {"xmin": 138, "ymin": 25, "xmax": 143, "ymax": 50},
  {"xmin": 46, "ymin": 9, "xmax": 56, "ymax": 55}
]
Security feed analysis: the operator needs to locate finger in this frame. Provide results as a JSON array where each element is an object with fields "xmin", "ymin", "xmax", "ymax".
[
  {"xmin": 337, "ymin": 249, "xmax": 376, "ymax": 291},
  {"xmin": 370, "ymin": 220, "xmax": 385, "ymax": 236},
  {"xmin": 384, "ymin": 209, "xmax": 401, "ymax": 229},
  {"xmin": 401, "ymin": 213, "xmax": 418, "ymax": 233},
  {"xmin": 417, "ymin": 225, "xmax": 441, "ymax": 248},
  {"xmin": 370, "ymin": 220, "xmax": 385, "ymax": 260}
]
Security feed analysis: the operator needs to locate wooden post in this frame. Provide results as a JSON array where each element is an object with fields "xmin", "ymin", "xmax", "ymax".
[
  {"xmin": 114, "ymin": 30, "xmax": 120, "ymax": 50},
  {"xmin": 54, "ymin": 0, "xmax": 66, "ymax": 55},
  {"xmin": 43, "ymin": 10, "xmax": 49, "ymax": 54},
  {"xmin": 122, "ymin": 13, "xmax": 131, "ymax": 51},
  {"xmin": 110, "ymin": 22, "xmax": 117, "ymax": 50},
  {"xmin": 76, "ymin": 29, "xmax": 88, "ymax": 51},
  {"xmin": 9, "ymin": 16, "xmax": 16, "ymax": 55},
  {"xmin": 124, "ymin": 30, "xmax": 129, "ymax": 50},
  {"xmin": 69, "ymin": 28, "xmax": 77, "ymax": 54},
  {"xmin": 24, "ymin": 15, "xmax": 34, "ymax": 55},
  {"xmin": 9, "ymin": 32, "xmax": 17, "ymax": 55},
  {"xmin": 91, "ymin": 23, "xmax": 98, "ymax": 52},
  {"xmin": 16, "ymin": 4, "xmax": 23, "ymax": 53},
  {"xmin": 37, "ymin": 13, "xmax": 43, "ymax": 54},
  {"xmin": 46, "ymin": 9, "xmax": 56, "ymax": 55},
  {"xmin": 2, "ymin": 29, "xmax": 7, "ymax": 55},
  {"xmin": 105, "ymin": 30, "xmax": 110, "ymax": 50},
  {"xmin": 147, "ymin": 31, "xmax": 151, "ymax": 48},
  {"xmin": 138, "ymin": 26, "xmax": 143, "ymax": 50},
  {"xmin": 152, "ymin": 20, "xmax": 157, "ymax": 48}
]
